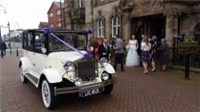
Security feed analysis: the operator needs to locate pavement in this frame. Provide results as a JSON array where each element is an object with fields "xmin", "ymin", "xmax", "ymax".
[{"xmin": 0, "ymin": 56, "xmax": 199, "ymax": 112}]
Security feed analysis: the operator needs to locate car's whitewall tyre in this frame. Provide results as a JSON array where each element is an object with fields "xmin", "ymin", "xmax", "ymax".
[
  {"xmin": 41, "ymin": 80, "xmax": 56, "ymax": 109},
  {"xmin": 20, "ymin": 67, "xmax": 28, "ymax": 83}
]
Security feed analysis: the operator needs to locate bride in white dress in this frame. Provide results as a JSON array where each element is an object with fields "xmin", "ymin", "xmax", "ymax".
[{"xmin": 126, "ymin": 35, "xmax": 140, "ymax": 67}]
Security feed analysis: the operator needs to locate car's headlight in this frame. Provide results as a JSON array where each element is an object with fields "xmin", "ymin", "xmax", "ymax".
[
  {"xmin": 99, "ymin": 58, "xmax": 108, "ymax": 67},
  {"xmin": 64, "ymin": 61, "xmax": 75, "ymax": 72},
  {"xmin": 74, "ymin": 78, "xmax": 82, "ymax": 86},
  {"xmin": 101, "ymin": 72, "xmax": 109, "ymax": 81}
]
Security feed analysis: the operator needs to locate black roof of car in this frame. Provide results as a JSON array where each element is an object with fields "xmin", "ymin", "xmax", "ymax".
[{"xmin": 23, "ymin": 29, "xmax": 88, "ymax": 34}]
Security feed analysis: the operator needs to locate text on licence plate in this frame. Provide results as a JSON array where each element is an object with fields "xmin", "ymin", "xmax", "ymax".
[{"xmin": 80, "ymin": 88, "xmax": 101, "ymax": 97}]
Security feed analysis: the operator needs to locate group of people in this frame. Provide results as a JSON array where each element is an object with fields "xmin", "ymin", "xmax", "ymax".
[
  {"xmin": 0, "ymin": 40, "xmax": 7, "ymax": 58},
  {"xmin": 98, "ymin": 36, "xmax": 125, "ymax": 71},
  {"xmin": 139, "ymin": 35, "xmax": 169, "ymax": 74},
  {"xmin": 97, "ymin": 34, "xmax": 169, "ymax": 74}
]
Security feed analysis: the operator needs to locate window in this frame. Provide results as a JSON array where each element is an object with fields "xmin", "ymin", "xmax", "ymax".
[
  {"xmin": 50, "ymin": 24, "xmax": 54, "ymax": 28},
  {"xmin": 49, "ymin": 13, "xmax": 53, "ymax": 17},
  {"xmin": 57, "ymin": 10, "xmax": 61, "ymax": 15},
  {"xmin": 97, "ymin": 19, "xmax": 104, "ymax": 37},
  {"xmin": 112, "ymin": 17, "xmax": 120, "ymax": 37},
  {"xmin": 79, "ymin": 0, "xmax": 82, "ymax": 8},
  {"xmin": 57, "ymin": 22, "xmax": 61, "ymax": 27},
  {"xmin": 23, "ymin": 32, "xmax": 34, "ymax": 51},
  {"xmin": 34, "ymin": 34, "xmax": 45, "ymax": 52},
  {"xmin": 27, "ymin": 33, "xmax": 34, "ymax": 50},
  {"xmin": 22, "ymin": 32, "xmax": 28, "ymax": 49},
  {"xmin": 49, "ymin": 33, "xmax": 87, "ymax": 52}
]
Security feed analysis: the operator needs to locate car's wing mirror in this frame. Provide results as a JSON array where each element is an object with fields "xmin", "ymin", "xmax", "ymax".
[{"xmin": 41, "ymin": 48, "xmax": 47, "ymax": 54}]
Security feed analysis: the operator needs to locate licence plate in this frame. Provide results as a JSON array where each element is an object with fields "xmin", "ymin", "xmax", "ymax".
[{"xmin": 80, "ymin": 88, "xmax": 101, "ymax": 97}]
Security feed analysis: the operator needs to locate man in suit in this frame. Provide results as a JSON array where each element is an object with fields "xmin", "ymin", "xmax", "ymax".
[
  {"xmin": 113, "ymin": 35, "xmax": 124, "ymax": 71},
  {"xmin": 98, "ymin": 38, "xmax": 111, "ymax": 61}
]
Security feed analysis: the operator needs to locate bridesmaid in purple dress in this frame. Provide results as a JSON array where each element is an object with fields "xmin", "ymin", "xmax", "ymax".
[{"xmin": 141, "ymin": 36, "xmax": 151, "ymax": 74}]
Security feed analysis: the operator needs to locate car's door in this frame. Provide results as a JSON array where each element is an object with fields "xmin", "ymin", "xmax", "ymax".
[
  {"xmin": 31, "ymin": 32, "xmax": 47, "ymax": 75},
  {"xmin": 22, "ymin": 31, "xmax": 48, "ymax": 86},
  {"xmin": 23, "ymin": 31, "xmax": 35, "ymax": 72}
]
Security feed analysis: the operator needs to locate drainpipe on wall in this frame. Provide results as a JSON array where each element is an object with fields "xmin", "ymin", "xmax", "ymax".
[{"xmin": 60, "ymin": 0, "xmax": 63, "ymax": 29}]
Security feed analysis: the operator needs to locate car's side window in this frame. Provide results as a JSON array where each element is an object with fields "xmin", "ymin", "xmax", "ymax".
[
  {"xmin": 34, "ymin": 33, "xmax": 45, "ymax": 53},
  {"xmin": 25, "ymin": 33, "xmax": 34, "ymax": 51},
  {"xmin": 22, "ymin": 32, "xmax": 28, "ymax": 49}
]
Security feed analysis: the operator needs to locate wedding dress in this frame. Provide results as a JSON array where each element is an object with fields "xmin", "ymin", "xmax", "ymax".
[{"xmin": 126, "ymin": 40, "xmax": 140, "ymax": 66}]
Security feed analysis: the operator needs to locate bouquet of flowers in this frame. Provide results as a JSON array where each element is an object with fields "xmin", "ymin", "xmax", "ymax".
[{"xmin": 126, "ymin": 45, "xmax": 130, "ymax": 50}]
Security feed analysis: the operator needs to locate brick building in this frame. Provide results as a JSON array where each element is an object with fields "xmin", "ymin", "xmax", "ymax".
[
  {"xmin": 64, "ymin": 0, "xmax": 200, "ymax": 49},
  {"xmin": 38, "ymin": 22, "xmax": 48, "ymax": 29},
  {"xmin": 47, "ymin": 1, "xmax": 67, "ymax": 29}
]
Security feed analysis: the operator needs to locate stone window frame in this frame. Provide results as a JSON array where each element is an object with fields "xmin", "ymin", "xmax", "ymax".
[
  {"xmin": 97, "ymin": 17, "xmax": 105, "ymax": 38},
  {"xmin": 111, "ymin": 16, "xmax": 121, "ymax": 38}
]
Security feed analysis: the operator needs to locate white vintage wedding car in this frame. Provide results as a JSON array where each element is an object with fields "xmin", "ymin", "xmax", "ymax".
[{"xmin": 19, "ymin": 29, "xmax": 116, "ymax": 109}]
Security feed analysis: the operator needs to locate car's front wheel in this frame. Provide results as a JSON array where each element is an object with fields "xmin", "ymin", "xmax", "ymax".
[
  {"xmin": 41, "ymin": 80, "xmax": 57, "ymax": 109},
  {"xmin": 19, "ymin": 67, "xmax": 28, "ymax": 83},
  {"xmin": 102, "ymin": 84, "xmax": 114, "ymax": 94}
]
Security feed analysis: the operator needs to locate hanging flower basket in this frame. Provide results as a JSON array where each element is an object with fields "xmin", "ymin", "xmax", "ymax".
[{"xmin": 178, "ymin": 42, "xmax": 199, "ymax": 55}]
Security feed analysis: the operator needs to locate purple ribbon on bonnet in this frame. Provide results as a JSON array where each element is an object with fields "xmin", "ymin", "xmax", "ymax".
[{"xmin": 43, "ymin": 28, "xmax": 90, "ymax": 59}]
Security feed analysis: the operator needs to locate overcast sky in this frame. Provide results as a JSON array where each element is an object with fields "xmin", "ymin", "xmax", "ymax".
[{"xmin": 0, "ymin": 0, "xmax": 60, "ymax": 36}]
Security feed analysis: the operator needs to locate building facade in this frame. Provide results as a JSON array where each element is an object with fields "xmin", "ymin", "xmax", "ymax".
[
  {"xmin": 47, "ymin": 1, "xmax": 67, "ymax": 29},
  {"xmin": 38, "ymin": 22, "xmax": 49, "ymax": 29},
  {"xmin": 65, "ymin": 0, "xmax": 200, "ymax": 48}
]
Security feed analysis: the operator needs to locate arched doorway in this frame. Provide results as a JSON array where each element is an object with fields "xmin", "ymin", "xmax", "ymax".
[{"xmin": 194, "ymin": 23, "xmax": 200, "ymax": 43}]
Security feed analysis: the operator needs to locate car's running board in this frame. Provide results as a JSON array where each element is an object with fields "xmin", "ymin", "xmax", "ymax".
[{"xmin": 25, "ymin": 73, "xmax": 39, "ymax": 87}]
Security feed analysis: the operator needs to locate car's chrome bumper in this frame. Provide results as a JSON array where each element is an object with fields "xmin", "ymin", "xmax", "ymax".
[{"xmin": 54, "ymin": 79, "xmax": 115, "ymax": 96}]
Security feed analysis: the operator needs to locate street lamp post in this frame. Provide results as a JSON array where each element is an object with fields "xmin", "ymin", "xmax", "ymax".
[{"xmin": 0, "ymin": 4, "xmax": 7, "ymax": 41}]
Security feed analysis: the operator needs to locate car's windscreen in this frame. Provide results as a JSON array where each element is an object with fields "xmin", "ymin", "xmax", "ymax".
[{"xmin": 49, "ymin": 32, "xmax": 87, "ymax": 52}]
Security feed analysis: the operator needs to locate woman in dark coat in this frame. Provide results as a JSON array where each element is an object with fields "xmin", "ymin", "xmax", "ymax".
[
  {"xmin": 0, "ymin": 41, "xmax": 7, "ymax": 58},
  {"xmin": 2, "ymin": 41, "xmax": 7, "ymax": 55},
  {"xmin": 159, "ymin": 39, "xmax": 169, "ymax": 71}
]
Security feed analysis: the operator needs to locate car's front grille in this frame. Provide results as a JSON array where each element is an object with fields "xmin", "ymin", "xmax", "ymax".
[{"xmin": 78, "ymin": 60, "xmax": 96, "ymax": 81}]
